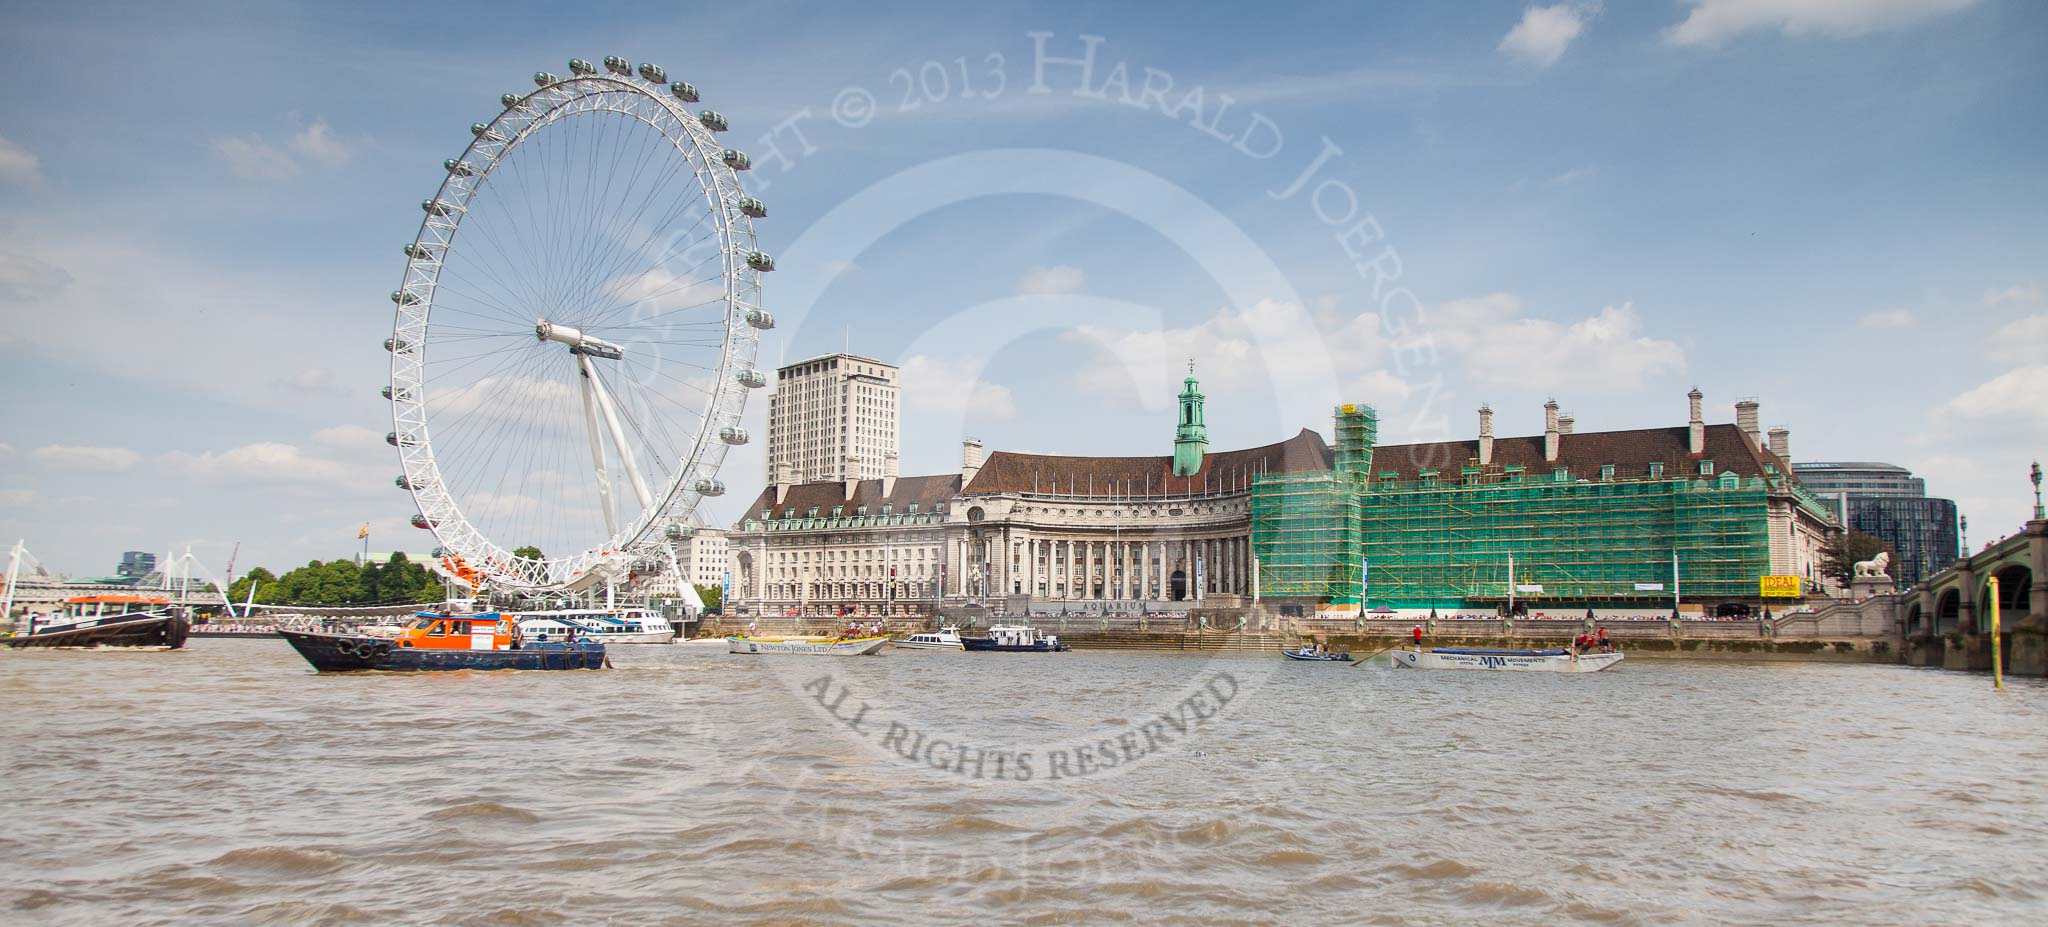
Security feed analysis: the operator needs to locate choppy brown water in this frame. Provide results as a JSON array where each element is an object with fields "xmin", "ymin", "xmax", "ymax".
[{"xmin": 2, "ymin": 640, "xmax": 2044, "ymax": 926}]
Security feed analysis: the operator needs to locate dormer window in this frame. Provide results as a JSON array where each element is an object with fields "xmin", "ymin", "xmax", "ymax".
[
  {"xmin": 1649, "ymin": 462, "xmax": 1665, "ymax": 479},
  {"xmin": 1600, "ymin": 464, "xmax": 1615, "ymax": 481},
  {"xmin": 1554, "ymin": 468, "xmax": 1570, "ymax": 483},
  {"xmin": 1699, "ymin": 460, "xmax": 1715, "ymax": 476},
  {"xmin": 831, "ymin": 506, "xmax": 843, "ymax": 517}
]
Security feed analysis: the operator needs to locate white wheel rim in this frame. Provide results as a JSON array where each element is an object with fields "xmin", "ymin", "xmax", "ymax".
[{"xmin": 388, "ymin": 67, "xmax": 765, "ymax": 591}]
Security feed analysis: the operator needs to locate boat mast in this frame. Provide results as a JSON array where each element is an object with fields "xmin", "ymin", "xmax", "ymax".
[{"xmin": 1, "ymin": 539, "xmax": 23, "ymax": 624}]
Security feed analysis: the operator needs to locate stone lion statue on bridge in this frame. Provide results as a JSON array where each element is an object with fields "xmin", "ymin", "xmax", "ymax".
[{"xmin": 1852, "ymin": 551, "xmax": 1891, "ymax": 578}]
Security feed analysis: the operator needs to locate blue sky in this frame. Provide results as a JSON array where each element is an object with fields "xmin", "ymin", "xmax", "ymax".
[{"xmin": 1, "ymin": 0, "xmax": 2042, "ymax": 576}]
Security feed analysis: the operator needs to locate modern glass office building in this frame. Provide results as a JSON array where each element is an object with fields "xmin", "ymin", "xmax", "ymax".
[{"xmin": 1790, "ymin": 461, "xmax": 1959, "ymax": 586}]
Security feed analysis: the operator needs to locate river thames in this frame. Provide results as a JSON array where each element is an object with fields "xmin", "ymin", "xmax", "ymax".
[{"xmin": 2, "ymin": 641, "xmax": 2043, "ymax": 926}]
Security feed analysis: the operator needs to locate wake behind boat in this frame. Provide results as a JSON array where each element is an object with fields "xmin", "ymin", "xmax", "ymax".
[
  {"xmin": 727, "ymin": 635, "xmax": 888, "ymax": 656},
  {"xmin": 1389, "ymin": 647, "xmax": 1623, "ymax": 673}
]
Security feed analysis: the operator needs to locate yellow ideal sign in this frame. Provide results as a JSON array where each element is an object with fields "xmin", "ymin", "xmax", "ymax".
[{"xmin": 1758, "ymin": 575, "xmax": 1802, "ymax": 598}]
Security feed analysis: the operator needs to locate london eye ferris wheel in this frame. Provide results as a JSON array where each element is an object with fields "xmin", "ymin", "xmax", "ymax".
[{"xmin": 384, "ymin": 56, "xmax": 775, "ymax": 593}]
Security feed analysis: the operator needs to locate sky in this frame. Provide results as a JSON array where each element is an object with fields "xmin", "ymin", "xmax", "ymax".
[{"xmin": 0, "ymin": 0, "xmax": 2043, "ymax": 578}]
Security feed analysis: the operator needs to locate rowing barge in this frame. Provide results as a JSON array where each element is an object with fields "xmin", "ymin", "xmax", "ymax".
[
  {"xmin": 1388, "ymin": 647, "xmax": 1623, "ymax": 673},
  {"xmin": 726, "ymin": 635, "xmax": 888, "ymax": 656}
]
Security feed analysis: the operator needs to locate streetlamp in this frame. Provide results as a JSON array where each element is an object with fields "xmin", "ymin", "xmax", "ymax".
[{"xmin": 2031, "ymin": 460, "xmax": 2043, "ymax": 521}]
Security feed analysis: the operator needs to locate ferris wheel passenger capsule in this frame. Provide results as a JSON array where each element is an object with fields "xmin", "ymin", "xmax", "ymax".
[
  {"xmin": 670, "ymin": 81, "xmax": 699, "ymax": 103},
  {"xmin": 693, "ymin": 479, "xmax": 727, "ymax": 497},
  {"xmin": 396, "ymin": 476, "xmax": 415, "ymax": 490},
  {"xmin": 745, "ymin": 251, "xmax": 775, "ymax": 272},
  {"xmin": 403, "ymin": 244, "xmax": 435, "ymax": 260},
  {"xmin": 604, "ymin": 56, "xmax": 632, "ymax": 76},
  {"xmin": 745, "ymin": 308, "xmax": 775, "ymax": 330},
  {"xmin": 735, "ymin": 368, "xmax": 767, "ymax": 389},
  {"xmin": 422, "ymin": 199, "xmax": 456, "ymax": 216},
  {"xmin": 568, "ymin": 58, "xmax": 596, "ymax": 75},
  {"xmin": 387, "ymin": 432, "xmax": 418, "ymax": 447},
  {"xmin": 443, "ymin": 159, "xmax": 474, "ymax": 177},
  {"xmin": 721, "ymin": 149, "xmax": 751, "ymax": 171},
  {"xmin": 533, "ymin": 71, "xmax": 558, "ymax": 87},
  {"xmin": 637, "ymin": 62, "xmax": 666, "ymax": 83},
  {"xmin": 391, "ymin": 290, "xmax": 420, "ymax": 306},
  {"xmin": 410, "ymin": 514, "xmax": 436, "ymax": 529},
  {"xmin": 738, "ymin": 196, "xmax": 766, "ymax": 218},
  {"xmin": 698, "ymin": 110, "xmax": 729, "ymax": 132},
  {"xmin": 470, "ymin": 123, "xmax": 505, "ymax": 142},
  {"xmin": 384, "ymin": 337, "xmax": 412, "ymax": 353},
  {"xmin": 381, "ymin": 386, "xmax": 394, "ymax": 400},
  {"xmin": 663, "ymin": 524, "xmax": 691, "ymax": 541},
  {"xmin": 501, "ymin": 93, "xmax": 523, "ymax": 110},
  {"xmin": 719, "ymin": 426, "xmax": 750, "ymax": 445}
]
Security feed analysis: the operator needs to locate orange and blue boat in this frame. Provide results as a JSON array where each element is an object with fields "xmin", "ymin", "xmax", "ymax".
[{"xmin": 280, "ymin": 612, "xmax": 605, "ymax": 672}]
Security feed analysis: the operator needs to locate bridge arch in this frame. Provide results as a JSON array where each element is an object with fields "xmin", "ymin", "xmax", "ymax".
[
  {"xmin": 1935, "ymin": 589, "xmax": 1962, "ymax": 634},
  {"xmin": 1981, "ymin": 564, "xmax": 2032, "ymax": 632}
]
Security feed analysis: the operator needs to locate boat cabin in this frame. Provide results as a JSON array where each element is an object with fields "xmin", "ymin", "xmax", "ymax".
[
  {"xmin": 394, "ymin": 613, "xmax": 514, "ymax": 651},
  {"xmin": 57, "ymin": 595, "xmax": 170, "ymax": 622},
  {"xmin": 986, "ymin": 625, "xmax": 1050, "ymax": 647}
]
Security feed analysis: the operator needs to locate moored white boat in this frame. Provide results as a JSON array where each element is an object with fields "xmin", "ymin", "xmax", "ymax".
[
  {"xmin": 727, "ymin": 635, "xmax": 888, "ymax": 656},
  {"xmin": 517, "ymin": 608, "xmax": 675, "ymax": 644},
  {"xmin": 894, "ymin": 626, "xmax": 964, "ymax": 650},
  {"xmin": 1388, "ymin": 647, "xmax": 1623, "ymax": 673}
]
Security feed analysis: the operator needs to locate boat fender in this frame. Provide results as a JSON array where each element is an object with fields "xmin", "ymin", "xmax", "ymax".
[{"xmin": 336, "ymin": 639, "xmax": 359, "ymax": 658}]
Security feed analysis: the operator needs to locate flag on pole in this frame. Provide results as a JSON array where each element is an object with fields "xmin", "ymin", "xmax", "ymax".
[{"xmin": 357, "ymin": 523, "xmax": 371, "ymax": 540}]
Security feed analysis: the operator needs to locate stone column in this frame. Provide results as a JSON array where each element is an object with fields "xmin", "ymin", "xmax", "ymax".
[{"xmin": 1121, "ymin": 542, "xmax": 1132, "ymax": 600}]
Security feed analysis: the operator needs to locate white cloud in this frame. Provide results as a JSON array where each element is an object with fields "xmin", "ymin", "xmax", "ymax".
[
  {"xmin": 312, "ymin": 424, "xmax": 381, "ymax": 449},
  {"xmin": 1499, "ymin": 3, "xmax": 1595, "ymax": 66},
  {"xmin": 900, "ymin": 355, "xmax": 1016, "ymax": 422},
  {"xmin": 273, "ymin": 368, "xmax": 348, "ymax": 396},
  {"xmin": 1983, "ymin": 282, "xmax": 2042, "ymax": 307},
  {"xmin": 0, "ymin": 135, "xmax": 42, "ymax": 186},
  {"xmin": 1942, "ymin": 365, "xmax": 2048, "ymax": 424},
  {"xmin": 0, "ymin": 253, "xmax": 74, "ymax": 302},
  {"xmin": 0, "ymin": 489, "xmax": 34, "ymax": 507},
  {"xmin": 1451, "ymin": 300, "xmax": 1686, "ymax": 392},
  {"xmin": 1989, "ymin": 314, "xmax": 2048, "ymax": 364},
  {"xmin": 213, "ymin": 135, "xmax": 298, "ymax": 179},
  {"xmin": 33, "ymin": 445, "xmax": 140, "ymax": 472},
  {"xmin": 1016, "ymin": 265, "xmax": 1085, "ymax": 295},
  {"xmin": 1858, "ymin": 308, "xmax": 1913, "ymax": 328},
  {"xmin": 212, "ymin": 118, "xmax": 353, "ymax": 180},
  {"xmin": 1664, "ymin": 0, "xmax": 1975, "ymax": 47},
  {"xmin": 287, "ymin": 120, "xmax": 351, "ymax": 166},
  {"xmin": 1546, "ymin": 165, "xmax": 1598, "ymax": 188},
  {"xmin": 161, "ymin": 442, "xmax": 357, "ymax": 486}
]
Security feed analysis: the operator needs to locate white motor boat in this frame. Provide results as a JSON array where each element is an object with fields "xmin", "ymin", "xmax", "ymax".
[
  {"xmin": 726, "ymin": 635, "xmax": 888, "ymax": 656},
  {"xmin": 894, "ymin": 626, "xmax": 964, "ymax": 650},
  {"xmin": 517, "ymin": 608, "xmax": 675, "ymax": 644},
  {"xmin": 1388, "ymin": 647, "xmax": 1623, "ymax": 673}
]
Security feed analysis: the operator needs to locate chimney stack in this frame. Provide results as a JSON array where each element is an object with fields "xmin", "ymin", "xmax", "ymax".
[
  {"xmin": 773, "ymin": 460, "xmax": 793, "ymax": 505},
  {"xmin": 962, "ymin": 438, "xmax": 985, "ymax": 485},
  {"xmin": 1687, "ymin": 387, "xmax": 1705, "ymax": 455},
  {"xmin": 844, "ymin": 455, "xmax": 862, "ymax": 501},
  {"xmin": 1543, "ymin": 399, "xmax": 1561, "ymax": 463},
  {"xmin": 1478, "ymin": 404, "xmax": 1495, "ymax": 466},
  {"xmin": 1767, "ymin": 427, "xmax": 1790, "ymax": 462},
  {"xmin": 1557, "ymin": 415, "xmax": 1574, "ymax": 436},
  {"xmin": 1735, "ymin": 399, "xmax": 1761, "ymax": 447},
  {"xmin": 882, "ymin": 451, "xmax": 899, "ymax": 497}
]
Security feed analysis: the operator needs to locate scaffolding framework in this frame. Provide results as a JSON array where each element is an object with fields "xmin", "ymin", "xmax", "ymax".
[{"xmin": 1251, "ymin": 404, "xmax": 1776, "ymax": 607}]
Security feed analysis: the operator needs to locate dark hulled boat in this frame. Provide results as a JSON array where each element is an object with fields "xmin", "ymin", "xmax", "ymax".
[
  {"xmin": 962, "ymin": 625, "xmax": 1069, "ymax": 653},
  {"xmin": 279, "ymin": 612, "xmax": 605, "ymax": 672},
  {"xmin": 4, "ymin": 596, "xmax": 190, "ymax": 649}
]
